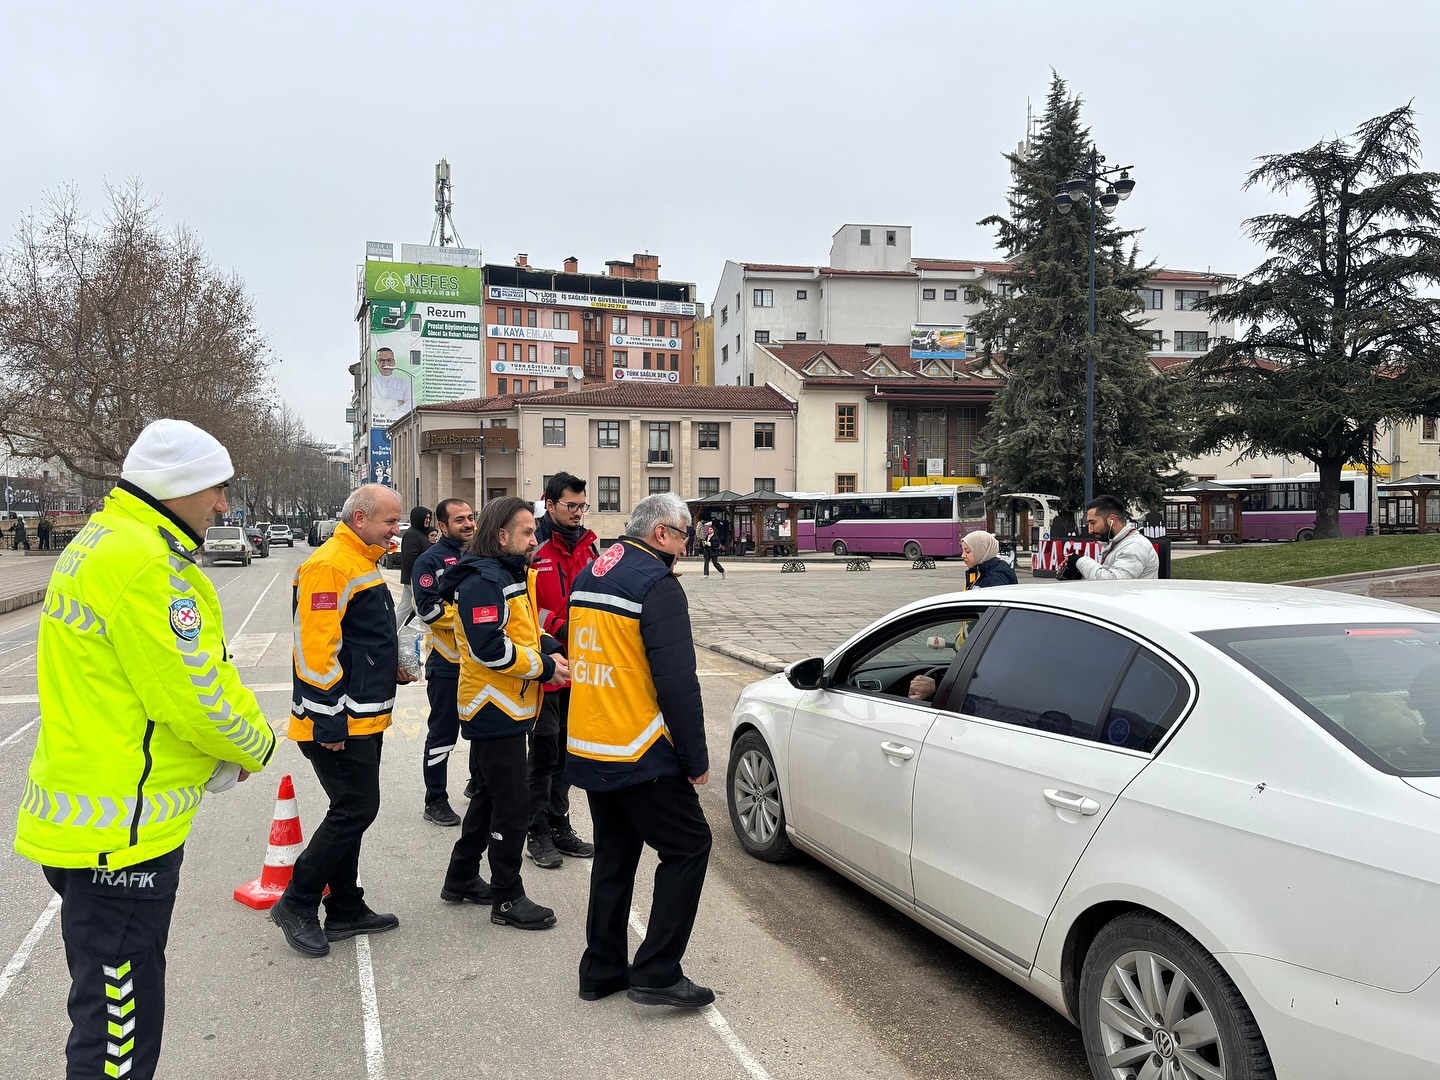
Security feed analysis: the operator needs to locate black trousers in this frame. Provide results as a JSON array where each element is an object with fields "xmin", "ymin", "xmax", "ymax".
[
  {"xmin": 423, "ymin": 673, "xmax": 480, "ymax": 804},
  {"xmin": 702, "ymin": 548, "xmax": 724, "ymax": 575},
  {"xmin": 287, "ymin": 733, "xmax": 383, "ymax": 918},
  {"xmin": 580, "ymin": 775, "xmax": 712, "ymax": 990},
  {"xmin": 42, "ymin": 846, "xmax": 185, "ymax": 1080},
  {"xmin": 527, "ymin": 688, "xmax": 571, "ymax": 833},
  {"xmin": 449, "ymin": 732, "xmax": 529, "ymax": 902}
]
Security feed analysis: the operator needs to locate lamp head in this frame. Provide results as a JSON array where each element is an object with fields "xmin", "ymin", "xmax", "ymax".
[
  {"xmin": 1065, "ymin": 176, "xmax": 1088, "ymax": 200},
  {"xmin": 1114, "ymin": 170, "xmax": 1136, "ymax": 200},
  {"xmin": 1099, "ymin": 186, "xmax": 1121, "ymax": 211},
  {"xmin": 1054, "ymin": 189, "xmax": 1073, "ymax": 214}
]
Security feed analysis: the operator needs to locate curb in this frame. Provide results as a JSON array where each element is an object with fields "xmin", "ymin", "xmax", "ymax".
[
  {"xmin": 1279, "ymin": 563, "xmax": 1440, "ymax": 588},
  {"xmin": 0, "ymin": 587, "xmax": 48, "ymax": 615},
  {"xmin": 701, "ymin": 640, "xmax": 788, "ymax": 674}
]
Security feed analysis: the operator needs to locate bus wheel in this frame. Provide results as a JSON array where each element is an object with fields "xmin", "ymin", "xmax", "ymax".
[
  {"xmin": 903, "ymin": 541, "xmax": 923, "ymax": 560},
  {"xmin": 1296, "ymin": 528, "xmax": 1315, "ymax": 542},
  {"xmin": 831, "ymin": 540, "xmax": 849, "ymax": 556},
  {"xmin": 1216, "ymin": 533, "xmax": 1233, "ymax": 545}
]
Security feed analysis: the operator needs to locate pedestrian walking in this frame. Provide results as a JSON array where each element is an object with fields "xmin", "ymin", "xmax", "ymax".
[
  {"xmin": 700, "ymin": 520, "xmax": 725, "ymax": 578},
  {"xmin": 961, "ymin": 530, "xmax": 1018, "ymax": 589},
  {"xmin": 412, "ymin": 497, "xmax": 480, "ymax": 827},
  {"xmin": 439, "ymin": 497, "xmax": 567, "ymax": 930},
  {"xmin": 567, "ymin": 493, "xmax": 715, "ymax": 1008},
  {"xmin": 271, "ymin": 483, "xmax": 410, "ymax": 958},
  {"xmin": 36, "ymin": 516, "xmax": 51, "ymax": 550},
  {"xmin": 13, "ymin": 515, "xmax": 29, "ymax": 551},
  {"xmin": 14, "ymin": 418, "xmax": 277, "ymax": 1080},
  {"xmin": 396, "ymin": 505, "xmax": 433, "ymax": 628}
]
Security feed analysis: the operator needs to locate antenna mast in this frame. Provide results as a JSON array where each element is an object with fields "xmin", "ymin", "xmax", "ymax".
[{"xmin": 430, "ymin": 158, "xmax": 464, "ymax": 247}]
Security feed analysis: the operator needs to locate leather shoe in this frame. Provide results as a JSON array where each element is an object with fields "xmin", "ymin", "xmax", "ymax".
[
  {"xmin": 324, "ymin": 909, "xmax": 400, "ymax": 942},
  {"xmin": 491, "ymin": 894, "xmax": 557, "ymax": 930},
  {"xmin": 626, "ymin": 976, "xmax": 715, "ymax": 1008},
  {"xmin": 440, "ymin": 876, "xmax": 494, "ymax": 905},
  {"xmin": 271, "ymin": 899, "xmax": 329, "ymax": 957}
]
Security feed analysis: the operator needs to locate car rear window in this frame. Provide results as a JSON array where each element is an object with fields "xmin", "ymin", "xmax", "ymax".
[
  {"xmin": 207, "ymin": 527, "xmax": 243, "ymax": 539},
  {"xmin": 1201, "ymin": 623, "xmax": 1440, "ymax": 776}
]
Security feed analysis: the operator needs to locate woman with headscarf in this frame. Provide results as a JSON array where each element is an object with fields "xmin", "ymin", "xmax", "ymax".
[{"xmin": 962, "ymin": 530, "xmax": 1017, "ymax": 589}]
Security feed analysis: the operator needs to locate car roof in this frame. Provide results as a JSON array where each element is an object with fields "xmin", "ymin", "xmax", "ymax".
[{"xmin": 896, "ymin": 580, "xmax": 1440, "ymax": 634}]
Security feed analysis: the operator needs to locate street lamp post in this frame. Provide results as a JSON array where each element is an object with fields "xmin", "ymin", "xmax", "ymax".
[{"xmin": 1054, "ymin": 149, "xmax": 1136, "ymax": 507}]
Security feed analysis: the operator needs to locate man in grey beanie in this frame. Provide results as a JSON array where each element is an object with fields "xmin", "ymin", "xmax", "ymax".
[{"xmin": 14, "ymin": 418, "xmax": 277, "ymax": 1080}]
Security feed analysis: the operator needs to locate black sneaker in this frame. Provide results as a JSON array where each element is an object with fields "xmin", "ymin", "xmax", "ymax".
[
  {"xmin": 627, "ymin": 976, "xmax": 715, "ymax": 1008},
  {"xmin": 423, "ymin": 799, "xmax": 461, "ymax": 827},
  {"xmin": 271, "ymin": 898, "xmax": 330, "ymax": 958},
  {"xmin": 526, "ymin": 830, "xmax": 563, "ymax": 869},
  {"xmin": 552, "ymin": 826, "xmax": 595, "ymax": 859},
  {"xmin": 462, "ymin": 778, "xmax": 479, "ymax": 800},
  {"xmin": 324, "ymin": 909, "xmax": 400, "ymax": 942},
  {"xmin": 440, "ymin": 876, "xmax": 494, "ymax": 905},
  {"xmin": 491, "ymin": 895, "xmax": 557, "ymax": 930}
]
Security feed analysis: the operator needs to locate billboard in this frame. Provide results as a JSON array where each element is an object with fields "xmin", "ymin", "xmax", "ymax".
[
  {"xmin": 613, "ymin": 367, "xmax": 679, "ymax": 384},
  {"xmin": 491, "ymin": 361, "xmax": 583, "ymax": 380},
  {"xmin": 910, "ymin": 325, "xmax": 967, "ymax": 360},
  {"xmin": 368, "ymin": 430, "xmax": 393, "ymax": 486},
  {"xmin": 366, "ymin": 261, "xmax": 483, "ymax": 305},
  {"xmin": 486, "ymin": 284, "xmax": 696, "ymax": 317},
  {"xmin": 368, "ymin": 300, "xmax": 483, "ymax": 427}
]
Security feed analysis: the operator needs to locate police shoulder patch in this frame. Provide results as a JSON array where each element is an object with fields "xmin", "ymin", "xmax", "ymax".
[{"xmin": 169, "ymin": 597, "xmax": 202, "ymax": 641}]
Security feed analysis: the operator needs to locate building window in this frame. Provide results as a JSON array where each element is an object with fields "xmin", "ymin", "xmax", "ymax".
[
  {"xmin": 836, "ymin": 403, "xmax": 857, "ymax": 441},
  {"xmin": 670, "ymin": 320, "xmax": 680, "ymax": 337},
  {"xmin": 553, "ymin": 311, "xmax": 570, "ymax": 329},
  {"xmin": 859, "ymin": 229, "xmax": 871, "ymax": 245},
  {"xmin": 698, "ymin": 422, "xmax": 720, "ymax": 449},
  {"xmin": 886, "ymin": 230, "xmax": 897, "ymax": 246},
  {"xmin": 528, "ymin": 344, "xmax": 538, "ymax": 362},
  {"xmin": 1175, "ymin": 331, "xmax": 1209, "ymax": 352},
  {"xmin": 613, "ymin": 315, "xmax": 628, "ymax": 334},
  {"xmin": 597, "ymin": 420, "xmax": 620, "ymax": 447},
  {"xmin": 721, "ymin": 345, "xmax": 728, "ymax": 364},
  {"xmin": 643, "ymin": 318, "xmax": 652, "ymax": 336},
  {"xmin": 753, "ymin": 289, "xmax": 774, "ymax": 307},
  {"xmin": 494, "ymin": 308, "xmax": 507, "ymax": 325},
  {"xmin": 996, "ymin": 283, "xmax": 1016, "ymax": 299},
  {"xmin": 613, "ymin": 350, "xmax": 628, "ymax": 367},
  {"xmin": 555, "ymin": 346, "xmax": 570, "ymax": 364},
  {"xmin": 497, "ymin": 377, "xmax": 507, "ymax": 394},
  {"xmin": 1424, "ymin": 417, "xmax": 1438, "ymax": 441},
  {"xmin": 943, "ymin": 289, "xmax": 957, "ymax": 301},
  {"xmin": 496, "ymin": 342, "xmax": 508, "ymax": 361},
  {"xmin": 836, "ymin": 474, "xmax": 857, "ymax": 494},
  {"xmin": 1175, "ymin": 289, "xmax": 1209, "ymax": 311},
  {"xmin": 963, "ymin": 288, "xmax": 977, "ymax": 303},
  {"xmin": 754, "ymin": 477, "xmax": 776, "ymax": 492},
  {"xmin": 528, "ymin": 380, "xmax": 538, "ymax": 392},
  {"xmin": 698, "ymin": 477, "xmax": 720, "ymax": 498},
  {"xmin": 512, "ymin": 308, "xmax": 522, "ymax": 325},
  {"xmin": 965, "ymin": 332, "xmax": 977, "ymax": 349},
  {"xmin": 647, "ymin": 476, "xmax": 671, "ymax": 496},
  {"xmin": 490, "ymin": 418, "xmax": 508, "ymax": 428},
  {"xmin": 670, "ymin": 354, "xmax": 679, "ymax": 370},
  {"xmin": 721, "ymin": 306, "xmax": 728, "ymax": 324},
  {"xmin": 735, "ymin": 334, "xmax": 740, "ymax": 354},
  {"xmin": 796, "ymin": 289, "xmax": 807, "ymax": 300},
  {"xmin": 754, "ymin": 422, "xmax": 775, "ymax": 450},
  {"xmin": 922, "ymin": 288, "xmax": 936, "ymax": 301},
  {"xmin": 795, "ymin": 331, "xmax": 807, "ymax": 341},
  {"xmin": 1138, "ymin": 287, "xmax": 1163, "ymax": 309},
  {"xmin": 754, "ymin": 330, "xmax": 770, "ymax": 344},
  {"xmin": 649, "ymin": 422, "xmax": 672, "ymax": 463},
  {"xmin": 527, "ymin": 309, "xmax": 537, "ymax": 327},
  {"xmin": 541, "ymin": 474, "xmax": 552, "ymax": 493},
  {"xmin": 598, "ymin": 476, "xmax": 621, "ymax": 513},
  {"xmin": 642, "ymin": 352, "xmax": 652, "ymax": 369},
  {"xmin": 1144, "ymin": 330, "xmax": 1164, "ymax": 351},
  {"xmin": 553, "ymin": 381, "xmax": 567, "ymax": 389}
]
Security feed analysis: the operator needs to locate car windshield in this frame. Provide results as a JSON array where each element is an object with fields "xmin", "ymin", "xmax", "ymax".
[
  {"xmin": 1201, "ymin": 623, "xmax": 1440, "ymax": 776},
  {"xmin": 207, "ymin": 527, "xmax": 242, "ymax": 539}
]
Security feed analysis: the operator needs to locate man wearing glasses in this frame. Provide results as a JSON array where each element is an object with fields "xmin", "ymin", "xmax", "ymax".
[
  {"xmin": 565, "ymin": 493, "xmax": 714, "ymax": 1008},
  {"xmin": 525, "ymin": 473, "xmax": 598, "ymax": 868},
  {"xmin": 371, "ymin": 347, "xmax": 413, "ymax": 425}
]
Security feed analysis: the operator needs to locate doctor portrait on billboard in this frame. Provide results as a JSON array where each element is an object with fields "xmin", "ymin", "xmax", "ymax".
[{"xmin": 372, "ymin": 347, "xmax": 414, "ymax": 424}]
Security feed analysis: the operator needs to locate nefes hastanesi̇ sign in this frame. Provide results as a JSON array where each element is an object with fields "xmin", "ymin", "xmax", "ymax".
[{"xmin": 366, "ymin": 261, "xmax": 483, "ymax": 304}]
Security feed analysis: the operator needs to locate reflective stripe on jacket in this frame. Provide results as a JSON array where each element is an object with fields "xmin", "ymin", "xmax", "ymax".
[
  {"xmin": 455, "ymin": 552, "xmax": 556, "ymax": 738},
  {"xmin": 14, "ymin": 484, "xmax": 276, "ymax": 871},
  {"xmin": 289, "ymin": 522, "xmax": 397, "ymax": 742}
]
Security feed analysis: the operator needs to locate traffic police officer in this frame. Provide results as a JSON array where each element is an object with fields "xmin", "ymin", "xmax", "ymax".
[{"xmin": 14, "ymin": 419, "xmax": 277, "ymax": 1080}]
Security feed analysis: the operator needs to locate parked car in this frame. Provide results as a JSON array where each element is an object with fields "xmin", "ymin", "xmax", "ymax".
[
  {"xmin": 308, "ymin": 519, "xmax": 338, "ymax": 547},
  {"xmin": 244, "ymin": 527, "xmax": 270, "ymax": 558},
  {"xmin": 726, "ymin": 580, "xmax": 1440, "ymax": 1078},
  {"xmin": 202, "ymin": 526, "xmax": 250, "ymax": 567},
  {"xmin": 267, "ymin": 523, "xmax": 294, "ymax": 548}
]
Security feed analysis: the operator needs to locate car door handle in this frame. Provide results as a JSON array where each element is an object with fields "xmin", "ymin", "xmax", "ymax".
[
  {"xmin": 1044, "ymin": 789, "xmax": 1100, "ymax": 815},
  {"xmin": 880, "ymin": 742, "xmax": 916, "ymax": 760}
]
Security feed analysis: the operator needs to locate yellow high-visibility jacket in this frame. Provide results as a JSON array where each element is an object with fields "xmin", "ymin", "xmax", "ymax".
[
  {"xmin": 14, "ymin": 484, "xmax": 276, "ymax": 871},
  {"xmin": 455, "ymin": 552, "xmax": 558, "ymax": 737}
]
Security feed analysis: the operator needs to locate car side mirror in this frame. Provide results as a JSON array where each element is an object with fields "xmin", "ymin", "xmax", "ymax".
[{"xmin": 786, "ymin": 656, "xmax": 825, "ymax": 691}]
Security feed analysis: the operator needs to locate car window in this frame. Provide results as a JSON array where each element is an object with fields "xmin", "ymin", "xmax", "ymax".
[
  {"xmin": 207, "ymin": 527, "xmax": 242, "ymax": 539},
  {"xmin": 958, "ymin": 608, "xmax": 1170, "ymax": 746},
  {"xmin": 835, "ymin": 611, "xmax": 982, "ymax": 701},
  {"xmin": 1101, "ymin": 648, "xmax": 1188, "ymax": 751},
  {"xmin": 1203, "ymin": 623, "xmax": 1440, "ymax": 776}
]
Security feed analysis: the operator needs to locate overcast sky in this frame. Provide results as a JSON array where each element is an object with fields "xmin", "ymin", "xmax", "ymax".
[{"xmin": 5, "ymin": 0, "xmax": 1439, "ymax": 445}]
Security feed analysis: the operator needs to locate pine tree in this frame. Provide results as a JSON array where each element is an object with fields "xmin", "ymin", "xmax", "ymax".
[{"xmin": 972, "ymin": 75, "xmax": 1188, "ymax": 520}]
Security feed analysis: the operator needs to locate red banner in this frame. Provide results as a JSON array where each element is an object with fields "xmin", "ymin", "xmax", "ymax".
[{"xmin": 1031, "ymin": 539, "xmax": 1103, "ymax": 572}]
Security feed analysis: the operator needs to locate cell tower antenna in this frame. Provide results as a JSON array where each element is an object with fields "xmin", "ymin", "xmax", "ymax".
[{"xmin": 430, "ymin": 158, "xmax": 464, "ymax": 248}]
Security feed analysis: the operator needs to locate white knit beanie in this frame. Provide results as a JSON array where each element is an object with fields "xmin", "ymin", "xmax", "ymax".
[{"xmin": 121, "ymin": 419, "xmax": 234, "ymax": 500}]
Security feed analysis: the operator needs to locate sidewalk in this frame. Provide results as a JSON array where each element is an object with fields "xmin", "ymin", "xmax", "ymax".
[{"xmin": 0, "ymin": 550, "xmax": 59, "ymax": 613}]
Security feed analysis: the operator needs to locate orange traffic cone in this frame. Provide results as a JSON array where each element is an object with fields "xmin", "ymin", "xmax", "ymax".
[{"xmin": 234, "ymin": 774, "xmax": 306, "ymax": 910}]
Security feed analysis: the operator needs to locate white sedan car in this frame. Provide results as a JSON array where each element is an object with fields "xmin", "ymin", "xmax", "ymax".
[{"xmin": 726, "ymin": 581, "xmax": 1440, "ymax": 1080}]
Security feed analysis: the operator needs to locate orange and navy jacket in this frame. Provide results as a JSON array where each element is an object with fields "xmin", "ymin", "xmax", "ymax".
[
  {"xmin": 564, "ymin": 538, "xmax": 708, "ymax": 792},
  {"xmin": 412, "ymin": 534, "xmax": 466, "ymax": 679},
  {"xmin": 455, "ymin": 552, "xmax": 561, "ymax": 739},
  {"xmin": 289, "ymin": 522, "xmax": 398, "ymax": 743}
]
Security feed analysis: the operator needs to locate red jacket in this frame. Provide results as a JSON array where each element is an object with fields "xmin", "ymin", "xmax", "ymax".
[{"xmin": 531, "ymin": 514, "xmax": 597, "ymax": 688}]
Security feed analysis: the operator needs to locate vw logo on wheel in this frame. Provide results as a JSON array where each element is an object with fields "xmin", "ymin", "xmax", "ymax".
[{"xmin": 1154, "ymin": 1030, "xmax": 1176, "ymax": 1058}]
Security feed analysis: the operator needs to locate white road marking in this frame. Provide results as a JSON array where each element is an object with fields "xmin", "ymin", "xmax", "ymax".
[
  {"xmin": 628, "ymin": 909, "xmax": 774, "ymax": 1080},
  {"xmin": 0, "ymin": 895, "xmax": 61, "ymax": 1002},
  {"xmin": 0, "ymin": 651, "xmax": 37, "ymax": 676},
  {"xmin": 0, "ymin": 715, "xmax": 38, "ymax": 746},
  {"xmin": 231, "ymin": 571, "xmax": 281, "ymax": 639},
  {"xmin": 228, "ymin": 633, "xmax": 277, "ymax": 669},
  {"xmin": 355, "ymin": 934, "xmax": 387, "ymax": 1080},
  {"xmin": 0, "ymin": 695, "xmax": 38, "ymax": 706}
]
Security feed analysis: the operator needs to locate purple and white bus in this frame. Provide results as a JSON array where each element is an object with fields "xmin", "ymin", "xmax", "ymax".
[
  {"xmin": 811, "ymin": 485, "xmax": 988, "ymax": 559},
  {"xmin": 1219, "ymin": 472, "xmax": 1370, "ymax": 541}
]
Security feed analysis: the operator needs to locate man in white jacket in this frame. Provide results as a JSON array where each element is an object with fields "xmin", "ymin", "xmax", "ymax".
[{"xmin": 1071, "ymin": 495, "xmax": 1159, "ymax": 580}]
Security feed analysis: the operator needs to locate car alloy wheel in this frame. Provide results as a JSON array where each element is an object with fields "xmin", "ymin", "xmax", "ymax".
[
  {"xmin": 726, "ymin": 730, "xmax": 797, "ymax": 863},
  {"xmin": 1080, "ymin": 913, "xmax": 1273, "ymax": 1080}
]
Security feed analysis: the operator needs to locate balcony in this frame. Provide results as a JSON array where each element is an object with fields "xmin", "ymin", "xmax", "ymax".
[{"xmin": 647, "ymin": 449, "xmax": 674, "ymax": 467}]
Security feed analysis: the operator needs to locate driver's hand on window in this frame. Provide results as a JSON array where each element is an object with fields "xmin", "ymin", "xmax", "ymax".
[{"xmin": 908, "ymin": 674, "xmax": 938, "ymax": 702}]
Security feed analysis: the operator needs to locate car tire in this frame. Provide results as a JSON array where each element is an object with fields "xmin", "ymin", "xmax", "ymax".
[
  {"xmin": 903, "ymin": 541, "xmax": 923, "ymax": 560},
  {"xmin": 1296, "ymin": 527, "xmax": 1315, "ymax": 542},
  {"xmin": 727, "ymin": 730, "xmax": 799, "ymax": 863},
  {"xmin": 831, "ymin": 540, "xmax": 848, "ymax": 556},
  {"xmin": 1079, "ymin": 912, "xmax": 1274, "ymax": 1080}
]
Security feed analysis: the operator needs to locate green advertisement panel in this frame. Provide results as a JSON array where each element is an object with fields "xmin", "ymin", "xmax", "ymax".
[
  {"xmin": 368, "ymin": 300, "xmax": 483, "ymax": 427},
  {"xmin": 365, "ymin": 260, "xmax": 483, "ymax": 304}
]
